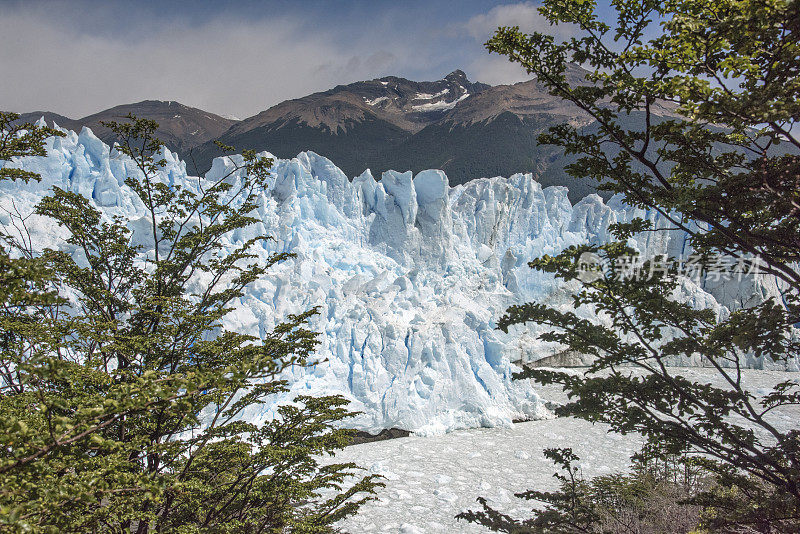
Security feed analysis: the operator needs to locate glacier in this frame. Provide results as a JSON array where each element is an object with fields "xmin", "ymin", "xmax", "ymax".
[{"xmin": 0, "ymin": 122, "xmax": 792, "ymax": 435}]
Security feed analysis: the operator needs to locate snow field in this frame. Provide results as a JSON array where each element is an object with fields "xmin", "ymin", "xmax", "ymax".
[{"xmin": 329, "ymin": 368, "xmax": 800, "ymax": 533}]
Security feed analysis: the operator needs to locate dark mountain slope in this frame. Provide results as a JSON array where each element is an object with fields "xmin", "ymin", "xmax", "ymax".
[
  {"xmin": 190, "ymin": 115, "xmax": 410, "ymax": 179},
  {"xmin": 187, "ymin": 70, "xmax": 489, "ymax": 177},
  {"xmin": 186, "ymin": 70, "xmax": 601, "ymax": 201},
  {"xmin": 377, "ymin": 112, "xmax": 595, "ymax": 200}
]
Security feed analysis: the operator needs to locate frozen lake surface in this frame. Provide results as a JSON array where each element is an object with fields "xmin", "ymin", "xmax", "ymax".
[{"xmin": 329, "ymin": 368, "xmax": 800, "ymax": 533}]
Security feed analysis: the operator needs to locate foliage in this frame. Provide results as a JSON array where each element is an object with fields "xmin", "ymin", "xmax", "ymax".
[
  {"xmin": 459, "ymin": 449, "xmax": 707, "ymax": 533},
  {"xmin": 460, "ymin": 0, "xmax": 800, "ymax": 531},
  {"xmin": 0, "ymin": 112, "xmax": 380, "ymax": 532}
]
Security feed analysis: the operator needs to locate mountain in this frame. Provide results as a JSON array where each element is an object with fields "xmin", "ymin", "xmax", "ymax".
[
  {"xmin": 2, "ymin": 129, "xmax": 788, "ymax": 433},
  {"xmin": 11, "ymin": 67, "xmax": 672, "ymax": 201},
  {"xmin": 185, "ymin": 70, "xmax": 492, "ymax": 186},
  {"xmin": 229, "ymin": 69, "xmax": 489, "ymax": 135},
  {"xmin": 11, "ymin": 111, "xmax": 82, "ymax": 132},
  {"xmin": 11, "ymin": 100, "xmax": 236, "ymax": 155},
  {"xmin": 185, "ymin": 67, "xmax": 612, "ymax": 201}
]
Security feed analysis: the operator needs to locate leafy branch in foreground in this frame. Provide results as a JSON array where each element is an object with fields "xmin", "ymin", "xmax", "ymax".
[
  {"xmin": 460, "ymin": 0, "xmax": 800, "ymax": 531},
  {"xmin": 461, "ymin": 448, "xmax": 708, "ymax": 533},
  {"xmin": 0, "ymin": 113, "xmax": 380, "ymax": 532}
]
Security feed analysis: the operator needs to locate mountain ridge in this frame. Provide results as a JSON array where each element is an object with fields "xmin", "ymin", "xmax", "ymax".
[
  {"xmin": 185, "ymin": 68, "xmax": 605, "ymax": 199},
  {"xmin": 10, "ymin": 100, "xmax": 236, "ymax": 155},
  {"xmin": 9, "ymin": 67, "xmax": 635, "ymax": 201}
]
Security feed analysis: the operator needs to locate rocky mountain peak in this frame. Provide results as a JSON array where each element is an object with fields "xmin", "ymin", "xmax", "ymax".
[{"xmin": 444, "ymin": 69, "xmax": 468, "ymax": 82}]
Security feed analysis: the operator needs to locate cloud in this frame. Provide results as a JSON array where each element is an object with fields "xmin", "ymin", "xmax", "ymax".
[
  {"xmin": 462, "ymin": 2, "xmax": 576, "ymax": 86},
  {"xmin": 464, "ymin": 2, "xmax": 554, "ymax": 42},
  {"xmin": 0, "ymin": 4, "xmax": 418, "ymax": 118},
  {"xmin": 467, "ymin": 55, "xmax": 532, "ymax": 86},
  {"xmin": 0, "ymin": 1, "xmax": 578, "ymax": 118}
]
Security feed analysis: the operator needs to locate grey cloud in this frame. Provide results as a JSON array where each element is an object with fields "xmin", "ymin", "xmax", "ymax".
[
  {"xmin": 464, "ymin": 2, "xmax": 555, "ymax": 41},
  {"xmin": 467, "ymin": 55, "xmax": 533, "ymax": 86},
  {"xmin": 462, "ymin": 2, "xmax": 577, "ymax": 86},
  {"xmin": 1, "ymin": 2, "xmax": 566, "ymax": 119},
  {"xmin": 0, "ymin": 6, "xmax": 419, "ymax": 118}
]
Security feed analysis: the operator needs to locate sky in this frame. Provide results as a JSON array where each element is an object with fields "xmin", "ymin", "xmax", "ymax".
[{"xmin": 0, "ymin": 0, "xmax": 576, "ymax": 119}]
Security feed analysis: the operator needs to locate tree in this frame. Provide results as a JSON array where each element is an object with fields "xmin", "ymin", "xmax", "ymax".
[
  {"xmin": 0, "ymin": 113, "xmax": 380, "ymax": 533},
  {"xmin": 459, "ymin": 0, "xmax": 800, "ymax": 531}
]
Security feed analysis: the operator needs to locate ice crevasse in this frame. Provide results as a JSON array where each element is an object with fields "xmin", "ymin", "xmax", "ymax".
[{"xmin": 0, "ymin": 122, "xmax": 791, "ymax": 435}]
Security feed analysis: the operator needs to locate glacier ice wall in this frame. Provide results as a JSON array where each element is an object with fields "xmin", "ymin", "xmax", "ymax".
[{"xmin": 0, "ymin": 123, "xmax": 791, "ymax": 434}]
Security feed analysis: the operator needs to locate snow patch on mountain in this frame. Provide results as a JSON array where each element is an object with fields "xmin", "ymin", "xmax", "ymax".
[
  {"xmin": 414, "ymin": 89, "xmax": 450, "ymax": 100},
  {"xmin": 0, "ymin": 123, "xmax": 792, "ymax": 434},
  {"xmin": 412, "ymin": 93, "xmax": 470, "ymax": 112},
  {"xmin": 364, "ymin": 96, "xmax": 390, "ymax": 107}
]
